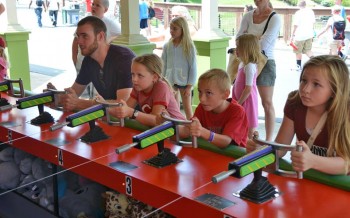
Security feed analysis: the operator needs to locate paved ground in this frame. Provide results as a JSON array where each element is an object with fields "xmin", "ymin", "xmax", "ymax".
[{"xmin": 8, "ymin": 3, "xmax": 348, "ymax": 140}]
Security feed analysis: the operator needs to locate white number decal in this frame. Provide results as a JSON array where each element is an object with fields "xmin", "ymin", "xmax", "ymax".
[
  {"xmin": 58, "ymin": 149, "xmax": 63, "ymax": 166},
  {"xmin": 125, "ymin": 176, "xmax": 132, "ymax": 196}
]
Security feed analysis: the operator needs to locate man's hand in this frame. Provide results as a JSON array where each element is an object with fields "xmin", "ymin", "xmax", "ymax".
[{"xmin": 62, "ymin": 87, "xmax": 79, "ymax": 112}]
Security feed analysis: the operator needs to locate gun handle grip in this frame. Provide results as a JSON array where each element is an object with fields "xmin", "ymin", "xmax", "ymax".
[
  {"xmin": 192, "ymin": 136, "xmax": 197, "ymax": 148},
  {"xmin": 296, "ymin": 144, "xmax": 303, "ymax": 179}
]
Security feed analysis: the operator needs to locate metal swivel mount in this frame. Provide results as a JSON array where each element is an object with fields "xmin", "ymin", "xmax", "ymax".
[
  {"xmin": 212, "ymin": 140, "xmax": 302, "ymax": 204},
  {"xmin": 116, "ymin": 118, "xmax": 197, "ymax": 168},
  {"xmin": 50, "ymin": 102, "xmax": 124, "ymax": 143},
  {"xmin": 0, "ymin": 78, "xmax": 25, "ymax": 107},
  {"xmin": 0, "ymin": 89, "xmax": 66, "ymax": 125},
  {"xmin": 253, "ymin": 136, "xmax": 303, "ymax": 179},
  {"xmin": 161, "ymin": 113, "xmax": 197, "ymax": 148}
]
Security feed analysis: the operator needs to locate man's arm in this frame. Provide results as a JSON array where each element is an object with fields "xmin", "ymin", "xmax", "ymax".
[
  {"xmin": 61, "ymin": 83, "xmax": 96, "ymax": 111},
  {"xmin": 70, "ymin": 82, "xmax": 86, "ymax": 97},
  {"xmin": 29, "ymin": 1, "xmax": 32, "ymax": 9},
  {"xmin": 0, "ymin": 3, "xmax": 5, "ymax": 15}
]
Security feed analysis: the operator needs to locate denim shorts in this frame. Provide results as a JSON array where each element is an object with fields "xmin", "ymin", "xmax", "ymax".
[
  {"xmin": 257, "ymin": 60, "xmax": 276, "ymax": 86},
  {"xmin": 174, "ymin": 84, "xmax": 193, "ymax": 96},
  {"xmin": 174, "ymin": 84, "xmax": 187, "ymax": 89}
]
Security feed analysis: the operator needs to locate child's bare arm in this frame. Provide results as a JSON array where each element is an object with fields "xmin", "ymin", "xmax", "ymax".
[
  {"xmin": 190, "ymin": 118, "xmax": 231, "ymax": 148},
  {"xmin": 237, "ymin": 86, "xmax": 252, "ymax": 105}
]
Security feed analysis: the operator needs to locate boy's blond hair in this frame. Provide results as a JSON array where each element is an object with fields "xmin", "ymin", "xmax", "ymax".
[{"xmin": 198, "ymin": 69, "xmax": 231, "ymax": 92}]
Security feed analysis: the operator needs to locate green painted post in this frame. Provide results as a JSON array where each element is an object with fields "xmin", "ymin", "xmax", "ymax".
[
  {"xmin": 112, "ymin": 0, "xmax": 156, "ymax": 56},
  {"xmin": 192, "ymin": 37, "xmax": 230, "ymax": 108},
  {"xmin": 112, "ymin": 39, "xmax": 156, "ymax": 56},
  {"xmin": 0, "ymin": 31, "xmax": 31, "ymax": 90}
]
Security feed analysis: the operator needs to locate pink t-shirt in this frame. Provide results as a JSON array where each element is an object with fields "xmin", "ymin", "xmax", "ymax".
[
  {"xmin": 0, "ymin": 57, "xmax": 7, "ymax": 82},
  {"xmin": 130, "ymin": 80, "xmax": 185, "ymax": 120},
  {"xmin": 232, "ymin": 63, "xmax": 258, "ymax": 128},
  {"xmin": 194, "ymin": 99, "xmax": 248, "ymax": 147}
]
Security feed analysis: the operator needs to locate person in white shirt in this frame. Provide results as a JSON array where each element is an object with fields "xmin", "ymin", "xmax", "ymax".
[
  {"xmin": 29, "ymin": 0, "xmax": 47, "ymax": 27},
  {"xmin": 46, "ymin": 0, "xmax": 60, "ymax": 27},
  {"xmin": 236, "ymin": 0, "xmax": 281, "ymax": 141},
  {"xmin": 290, "ymin": 0, "xmax": 315, "ymax": 70},
  {"xmin": 317, "ymin": 5, "xmax": 346, "ymax": 57}
]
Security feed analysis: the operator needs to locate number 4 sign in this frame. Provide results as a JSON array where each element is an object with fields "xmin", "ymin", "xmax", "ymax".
[{"xmin": 58, "ymin": 149, "xmax": 63, "ymax": 166}]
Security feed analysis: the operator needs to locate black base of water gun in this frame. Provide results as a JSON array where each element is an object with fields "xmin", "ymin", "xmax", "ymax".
[
  {"xmin": 31, "ymin": 112, "xmax": 55, "ymax": 125},
  {"xmin": 80, "ymin": 126, "xmax": 109, "ymax": 143},
  {"xmin": 239, "ymin": 175, "xmax": 278, "ymax": 204},
  {"xmin": 144, "ymin": 148, "xmax": 181, "ymax": 168},
  {"xmin": 0, "ymin": 98, "xmax": 9, "ymax": 107}
]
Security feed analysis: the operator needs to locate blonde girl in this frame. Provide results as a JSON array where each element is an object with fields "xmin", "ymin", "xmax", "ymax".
[
  {"xmin": 162, "ymin": 16, "xmax": 197, "ymax": 120},
  {"xmin": 112, "ymin": 54, "xmax": 185, "ymax": 127},
  {"xmin": 249, "ymin": 55, "xmax": 350, "ymax": 175},
  {"xmin": 232, "ymin": 34, "xmax": 261, "ymax": 139}
]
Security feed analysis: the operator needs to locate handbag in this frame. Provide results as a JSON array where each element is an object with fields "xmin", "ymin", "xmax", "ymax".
[{"xmin": 227, "ymin": 12, "xmax": 275, "ymax": 83}]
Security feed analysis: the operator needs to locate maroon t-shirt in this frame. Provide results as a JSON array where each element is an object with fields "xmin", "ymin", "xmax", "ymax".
[{"xmin": 284, "ymin": 97, "xmax": 329, "ymax": 155}]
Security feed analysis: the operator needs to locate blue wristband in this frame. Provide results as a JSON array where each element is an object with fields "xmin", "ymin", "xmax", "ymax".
[{"xmin": 208, "ymin": 131, "xmax": 215, "ymax": 142}]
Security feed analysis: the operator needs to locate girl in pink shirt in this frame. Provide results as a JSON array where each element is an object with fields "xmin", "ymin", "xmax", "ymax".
[
  {"xmin": 112, "ymin": 53, "xmax": 185, "ymax": 127},
  {"xmin": 0, "ymin": 37, "xmax": 8, "ymax": 81},
  {"xmin": 232, "ymin": 34, "xmax": 260, "ymax": 139}
]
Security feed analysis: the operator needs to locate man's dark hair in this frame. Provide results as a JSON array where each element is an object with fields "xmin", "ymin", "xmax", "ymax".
[{"xmin": 77, "ymin": 16, "xmax": 107, "ymax": 36}]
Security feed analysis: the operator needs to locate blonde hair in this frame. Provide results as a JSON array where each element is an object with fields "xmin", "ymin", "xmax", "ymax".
[
  {"xmin": 132, "ymin": 54, "xmax": 173, "ymax": 91},
  {"xmin": 171, "ymin": 5, "xmax": 195, "ymax": 25},
  {"xmin": 291, "ymin": 55, "xmax": 350, "ymax": 173},
  {"xmin": 147, "ymin": 0, "xmax": 154, "ymax": 7},
  {"xmin": 169, "ymin": 16, "xmax": 197, "ymax": 61},
  {"xmin": 198, "ymin": 68, "xmax": 231, "ymax": 93},
  {"xmin": 235, "ymin": 34, "xmax": 261, "ymax": 65}
]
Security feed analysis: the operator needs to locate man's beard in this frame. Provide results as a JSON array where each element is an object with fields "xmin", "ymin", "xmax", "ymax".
[{"xmin": 81, "ymin": 38, "xmax": 98, "ymax": 56}]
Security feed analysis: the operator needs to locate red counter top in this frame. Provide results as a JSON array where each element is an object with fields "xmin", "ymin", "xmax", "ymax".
[{"xmin": 0, "ymin": 94, "xmax": 349, "ymax": 218}]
